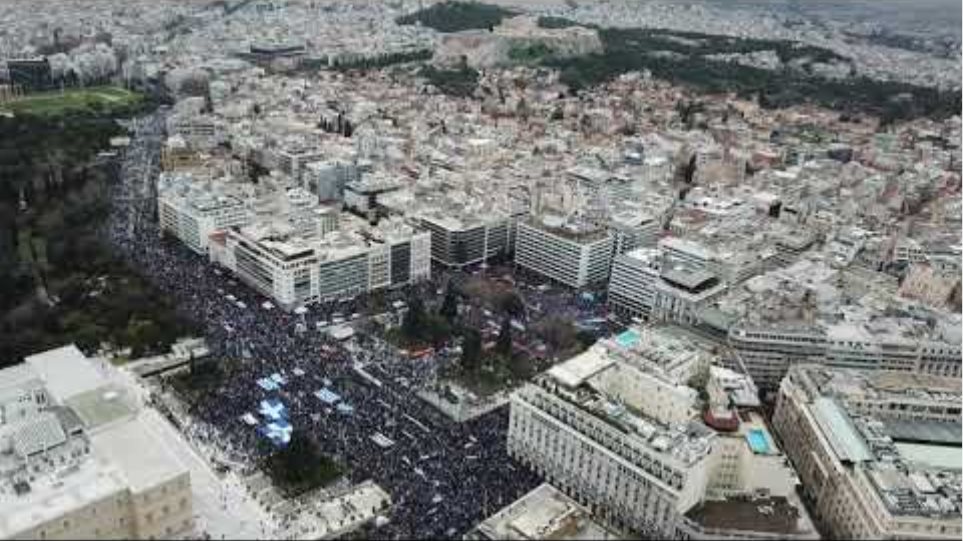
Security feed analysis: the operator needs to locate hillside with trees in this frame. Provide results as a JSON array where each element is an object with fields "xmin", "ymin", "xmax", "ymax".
[
  {"xmin": 540, "ymin": 22, "xmax": 960, "ymax": 122},
  {"xmin": 396, "ymin": 1, "xmax": 517, "ymax": 33}
]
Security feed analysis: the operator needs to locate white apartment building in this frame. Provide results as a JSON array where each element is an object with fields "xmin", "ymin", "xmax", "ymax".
[
  {"xmin": 773, "ymin": 365, "xmax": 961, "ymax": 540},
  {"xmin": 639, "ymin": 155, "xmax": 672, "ymax": 185},
  {"xmin": 0, "ymin": 345, "xmax": 193, "ymax": 540},
  {"xmin": 651, "ymin": 267, "xmax": 727, "ymax": 325},
  {"xmin": 507, "ymin": 327, "xmax": 716, "ymax": 537},
  {"xmin": 514, "ymin": 217, "xmax": 614, "ymax": 289},
  {"xmin": 566, "ymin": 166, "xmax": 635, "ymax": 213},
  {"xmin": 212, "ymin": 215, "xmax": 430, "ymax": 310},
  {"xmin": 158, "ymin": 172, "xmax": 252, "ymax": 255},
  {"xmin": 608, "ymin": 248, "xmax": 726, "ymax": 325},
  {"xmin": 704, "ymin": 259, "xmax": 962, "ymax": 390},
  {"xmin": 660, "ymin": 236, "xmax": 714, "ymax": 271},
  {"xmin": 723, "ymin": 320, "xmax": 962, "ymax": 391}
]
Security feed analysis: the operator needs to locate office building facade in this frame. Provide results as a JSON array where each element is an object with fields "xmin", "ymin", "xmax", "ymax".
[{"xmin": 514, "ymin": 219, "xmax": 614, "ymax": 289}]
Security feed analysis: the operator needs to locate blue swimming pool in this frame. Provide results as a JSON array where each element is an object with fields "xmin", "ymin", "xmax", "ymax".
[
  {"xmin": 615, "ymin": 329, "xmax": 641, "ymax": 348},
  {"xmin": 746, "ymin": 428, "xmax": 771, "ymax": 454}
]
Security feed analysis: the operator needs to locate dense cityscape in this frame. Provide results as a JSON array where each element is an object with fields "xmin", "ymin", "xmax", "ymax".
[{"xmin": 0, "ymin": 1, "xmax": 960, "ymax": 540}]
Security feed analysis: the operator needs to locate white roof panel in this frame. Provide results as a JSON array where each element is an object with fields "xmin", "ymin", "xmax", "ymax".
[
  {"xmin": 548, "ymin": 348, "xmax": 615, "ymax": 388},
  {"xmin": 25, "ymin": 345, "xmax": 104, "ymax": 402},
  {"xmin": 91, "ymin": 414, "xmax": 187, "ymax": 493}
]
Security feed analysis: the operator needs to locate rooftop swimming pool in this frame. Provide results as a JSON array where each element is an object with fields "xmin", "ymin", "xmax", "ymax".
[
  {"xmin": 615, "ymin": 328, "xmax": 641, "ymax": 348},
  {"xmin": 746, "ymin": 428, "xmax": 771, "ymax": 454}
]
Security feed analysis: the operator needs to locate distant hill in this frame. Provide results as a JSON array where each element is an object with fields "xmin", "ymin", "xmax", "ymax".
[{"xmin": 396, "ymin": 1, "xmax": 518, "ymax": 33}]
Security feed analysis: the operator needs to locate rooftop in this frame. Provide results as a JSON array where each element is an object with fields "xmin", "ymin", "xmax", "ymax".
[
  {"xmin": 685, "ymin": 496, "xmax": 811, "ymax": 537},
  {"xmin": 534, "ymin": 327, "xmax": 715, "ymax": 467},
  {"xmin": 91, "ymin": 415, "xmax": 188, "ymax": 493},
  {"xmin": 525, "ymin": 216, "xmax": 610, "ymax": 244},
  {"xmin": 791, "ymin": 365, "xmax": 962, "ymax": 521},
  {"xmin": 0, "ymin": 345, "xmax": 190, "ymax": 536},
  {"xmin": 470, "ymin": 483, "xmax": 618, "ymax": 541},
  {"xmin": 63, "ymin": 383, "xmax": 139, "ymax": 431},
  {"xmin": 0, "ymin": 454, "xmax": 128, "ymax": 539},
  {"xmin": 24, "ymin": 345, "xmax": 104, "ymax": 403}
]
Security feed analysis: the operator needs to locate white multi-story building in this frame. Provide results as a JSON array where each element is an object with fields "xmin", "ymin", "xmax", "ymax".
[
  {"xmin": 704, "ymin": 259, "xmax": 963, "ymax": 389},
  {"xmin": 608, "ymin": 247, "xmax": 726, "ymax": 325},
  {"xmin": 158, "ymin": 172, "xmax": 252, "ymax": 255},
  {"xmin": 418, "ymin": 211, "xmax": 515, "ymax": 268},
  {"xmin": 651, "ymin": 267, "xmax": 727, "ymax": 325},
  {"xmin": 514, "ymin": 217, "xmax": 614, "ymax": 289},
  {"xmin": 773, "ymin": 365, "xmax": 962, "ymax": 540},
  {"xmin": 639, "ymin": 155, "xmax": 672, "ymax": 185},
  {"xmin": 608, "ymin": 248, "xmax": 662, "ymax": 319},
  {"xmin": 507, "ymin": 326, "xmax": 716, "ymax": 537},
  {"xmin": 659, "ymin": 236, "xmax": 766, "ymax": 286},
  {"xmin": 677, "ymin": 365, "xmax": 821, "ymax": 541},
  {"xmin": 566, "ymin": 166, "xmax": 635, "ymax": 216},
  {"xmin": 0, "ymin": 345, "xmax": 194, "ymax": 540},
  {"xmin": 212, "ymin": 214, "xmax": 430, "ymax": 310}
]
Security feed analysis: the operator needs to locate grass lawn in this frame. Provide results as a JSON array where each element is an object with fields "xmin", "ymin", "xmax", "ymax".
[{"xmin": 0, "ymin": 86, "xmax": 142, "ymax": 117}]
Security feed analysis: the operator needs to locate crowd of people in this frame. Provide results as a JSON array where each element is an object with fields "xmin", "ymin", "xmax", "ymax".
[{"xmin": 105, "ymin": 113, "xmax": 542, "ymax": 539}]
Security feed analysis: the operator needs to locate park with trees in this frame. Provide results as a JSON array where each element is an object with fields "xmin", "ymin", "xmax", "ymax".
[{"xmin": 0, "ymin": 99, "xmax": 195, "ymax": 367}]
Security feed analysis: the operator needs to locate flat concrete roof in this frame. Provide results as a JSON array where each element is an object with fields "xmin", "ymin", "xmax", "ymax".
[
  {"xmin": 686, "ymin": 497, "xmax": 810, "ymax": 536},
  {"xmin": 0, "ymin": 363, "xmax": 42, "ymax": 394},
  {"xmin": 24, "ymin": 345, "xmax": 104, "ymax": 403},
  {"xmin": 894, "ymin": 443, "xmax": 962, "ymax": 472},
  {"xmin": 473, "ymin": 483, "xmax": 617, "ymax": 540},
  {"xmin": 64, "ymin": 383, "xmax": 138, "ymax": 431},
  {"xmin": 0, "ymin": 456, "xmax": 128, "ymax": 538},
  {"xmin": 548, "ymin": 348, "xmax": 615, "ymax": 389},
  {"xmin": 91, "ymin": 413, "xmax": 188, "ymax": 493}
]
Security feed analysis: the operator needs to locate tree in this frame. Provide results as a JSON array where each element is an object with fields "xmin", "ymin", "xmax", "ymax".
[
  {"xmin": 440, "ymin": 282, "xmax": 459, "ymax": 322},
  {"xmin": 461, "ymin": 328, "xmax": 482, "ymax": 373},
  {"xmin": 495, "ymin": 317, "xmax": 513, "ymax": 356},
  {"xmin": 499, "ymin": 292, "xmax": 525, "ymax": 318},
  {"xmin": 402, "ymin": 294, "xmax": 425, "ymax": 339},
  {"xmin": 265, "ymin": 431, "xmax": 341, "ymax": 496},
  {"xmin": 687, "ymin": 363, "xmax": 711, "ymax": 403}
]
